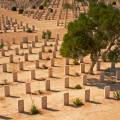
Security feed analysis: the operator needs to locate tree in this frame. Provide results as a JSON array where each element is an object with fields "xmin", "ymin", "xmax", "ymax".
[{"xmin": 60, "ymin": 0, "xmax": 120, "ymax": 74}]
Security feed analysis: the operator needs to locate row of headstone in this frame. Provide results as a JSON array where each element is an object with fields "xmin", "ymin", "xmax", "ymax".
[
  {"xmin": 17, "ymin": 86, "xmax": 111, "ymax": 113},
  {"xmin": 0, "ymin": 15, "xmax": 35, "ymax": 33}
]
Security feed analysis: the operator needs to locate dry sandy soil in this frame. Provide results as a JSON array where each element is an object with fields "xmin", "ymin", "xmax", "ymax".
[{"xmin": 0, "ymin": 7, "xmax": 120, "ymax": 120}]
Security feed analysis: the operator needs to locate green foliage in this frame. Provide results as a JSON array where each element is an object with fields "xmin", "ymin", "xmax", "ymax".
[
  {"xmin": 73, "ymin": 98, "xmax": 83, "ymax": 106},
  {"xmin": 18, "ymin": 9, "xmax": 24, "ymax": 14},
  {"xmin": 11, "ymin": 6, "xmax": 17, "ymax": 11},
  {"xmin": 0, "ymin": 43, "xmax": 4, "ymax": 49},
  {"xmin": 74, "ymin": 84, "xmax": 82, "ymax": 89},
  {"xmin": 26, "ymin": 28, "xmax": 33, "ymax": 33},
  {"xmin": 60, "ymin": 0, "xmax": 120, "ymax": 74},
  {"xmin": 30, "ymin": 104, "xmax": 39, "ymax": 115},
  {"xmin": 42, "ymin": 31, "xmax": 46, "ymax": 39},
  {"xmin": 73, "ymin": 59, "xmax": 79, "ymax": 65},
  {"xmin": 42, "ymin": 30, "xmax": 51, "ymax": 39},
  {"xmin": 113, "ymin": 91, "xmax": 120, "ymax": 100}
]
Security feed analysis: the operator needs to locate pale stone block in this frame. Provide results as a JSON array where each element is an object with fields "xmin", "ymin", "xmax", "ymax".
[
  {"xmin": 64, "ymin": 93, "xmax": 69, "ymax": 105},
  {"xmin": 116, "ymin": 69, "xmax": 120, "ymax": 80},
  {"xmin": 82, "ymin": 74, "xmax": 87, "ymax": 86},
  {"xmin": 13, "ymin": 72, "xmax": 18, "ymax": 82},
  {"xmin": 85, "ymin": 89, "xmax": 90, "ymax": 102},
  {"xmin": 3, "ymin": 63, "xmax": 7, "ymax": 72},
  {"xmin": 41, "ymin": 96, "xmax": 47, "ymax": 109},
  {"xmin": 80, "ymin": 63, "xmax": 85, "ymax": 73},
  {"xmin": 31, "ymin": 70, "xmax": 35, "ymax": 80},
  {"xmin": 64, "ymin": 65, "xmax": 69, "ymax": 75},
  {"xmin": 48, "ymin": 67, "xmax": 53, "ymax": 77},
  {"xmin": 45, "ymin": 80, "xmax": 50, "ymax": 91},
  {"xmin": 4, "ymin": 85, "xmax": 10, "ymax": 97},
  {"xmin": 65, "ymin": 77, "xmax": 69, "ymax": 88},
  {"xmin": 25, "ymin": 83, "xmax": 31, "ymax": 94},
  {"xmin": 104, "ymin": 86, "xmax": 110, "ymax": 99},
  {"xmin": 18, "ymin": 99, "xmax": 24, "ymax": 113}
]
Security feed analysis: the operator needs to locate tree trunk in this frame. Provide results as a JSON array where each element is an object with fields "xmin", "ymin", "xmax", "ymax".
[
  {"xmin": 111, "ymin": 62, "xmax": 115, "ymax": 70},
  {"xmin": 89, "ymin": 60, "xmax": 96, "ymax": 74}
]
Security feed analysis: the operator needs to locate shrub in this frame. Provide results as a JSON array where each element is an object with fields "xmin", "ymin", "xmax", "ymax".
[
  {"xmin": 75, "ymin": 72, "xmax": 80, "ymax": 76},
  {"xmin": 73, "ymin": 98, "xmax": 83, "ymax": 107},
  {"xmin": 42, "ymin": 31, "xmax": 46, "ymax": 39},
  {"xmin": 73, "ymin": 59, "xmax": 79, "ymax": 65},
  {"xmin": 48, "ymin": 49, "xmax": 52, "ymax": 53},
  {"xmin": 39, "ymin": 5, "xmax": 44, "ymax": 10},
  {"xmin": 74, "ymin": 84, "xmax": 82, "ymax": 89},
  {"xmin": 30, "ymin": 104, "xmax": 39, "ymax": 115},
  {"xmin": 0, "ymin": 43, "xmax": 4, "ymax": 49},
  {"xmin": 46, "ymin": 56, "xmax": 50, "ymax": 60},
  {"xmin": 42, "ymin": 64, "xmax": 48, "ymax": 69},
  {"xmin": 11, "ymin": 6, "xmax": 17, "ymax": 11},
  {"xmin": 26, "ymin": 28, "xmax": 33, "ymax": 33},
  {"xmin": 32, "ymin": 6, "xmax": 36, "ymax": 9},
  {"xmin": 46, "ymin": 30, "xmax": 51, "ymax": 39},
  {"xmin": 113, "ymin": 91, "xmax": 120, "ymax": 100},
  {"xmin": 18, "ymin": 8, "xmax": 24, "ymax": 14},
  {"xmin": 50, "ymin": 44, "xmax": 53, "ymax": 47}
]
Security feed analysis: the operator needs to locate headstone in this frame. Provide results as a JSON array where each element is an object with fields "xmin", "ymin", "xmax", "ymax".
[
  {"xmin": 19, "ymin": 62, "xmax": 24, "ymax": 70},
  {"xmin": 104, "ymin": 86, "xmax": 110, "ymax": 99},
  {"xmin": 31, "ymin": 70, "xmax": 35, "ymax": 80},
  {"xmin": 82, "ymin": 74, "xmax": 87, "ymax": 86},
  {"xmin": 24, "ymin": 53, "xmax": 29, "ymax": 61},
  {"xmin": 64, "ymin": 65, "xmax": 69, "ymax": 75},
  {"xmin": 48, "ymin": 67, "xmax": 53, "ymax": 77},
  {"xmin": 65, "ymin": 77, "xmax": 69, "ymax": 88},
  {"xmin": 41, "ymin": 96, "xmax": 47, "ymax": 109},
  {"xmin": 13, "ymin": 72, "xmax": 18, "ymax": 82},
  {"xmin": 38, "ymin": 52, "xmax": 42, "ymax": 59},
  {"xmin": 3, "ymin": 63, "xmax": 7, "ymax": 72},
  {"xmin": 9, "ymin": 55, "xmax": 14, "ymax": 63},
  {"xmin": 80, "ymin": 63, "xmax": 85, "ymax": 73},
  {"xmin": 85, "ymin": 89, "xmax": 90, "ymax": 102},
  {"xmin": 35, "ymin": 35, "xmax": 38, "ymax": 42},
  {"xmin": 64, "ymin": 92, "xmax": 69, "ymax": 105},
  {"xmin": 25, "ymin": 83, "xmax": 31, "ymax": 94},
  {"xmin": 50, "ymin": 58, "xmax": 54, "ymax": 67},
  {"xmin": 45, "ymin": 80, "xmax": 50, "ymax": 91},
  {"xmin": 35, "ymin": 60, "xmax": 39, "ymax": 69},
  {"xmin": 18, "ymin": 99, "xmax": 24, "ymax": 113},
  {"xmin": 116, "ymin": 69, "xmax": 120, "ymax": 80},
  {"xmin": 4, "ymin": 85, "xmax": 10, "ymax": 97},
  {"xmin": 65, "ymin": 58, "xmax": 69, "ymax": 65}
]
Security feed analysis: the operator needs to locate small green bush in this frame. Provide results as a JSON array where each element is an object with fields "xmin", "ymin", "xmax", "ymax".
[
  {"xmin": 18, "ymin": 9, "xmax": 24, "ymax": 14},
  {"xmin": 42, "ymin": 31, "xmax": 46, "ymax": 39},
  {"xmin": 46, "ymin": 30, "xmax": 51, "ymax": 39},
  {"xmin": 26, "ymin": 28, "xmax": 33, "ymax": 33},
  {"xmin": 73, "ymin": 60, "xmax": 79, "ymax": 65},
  {"xmin": 30, "ymin": 104, "xmax": 39, "ymax": 115},
  {"xmin": 39, "ymin": 5, "xmax": 44, "ymax": 9},
  {"xmin": 113, "ymin": 91, "xmax": 120, "ymax": 100},
  {"xmin": 11, "ymin": 6, "xmax": 17, "ymax": 11},
  {"xmin": 74, "ymin": 84, "xmax": 82, "ymax": 89},
  {"xmin": 0, "ymin": 43, "xmax": 4, "ymax": 49},
  {"xmin": 48, "ymin": 49, "xmax": 52, "ymax": 53},
  {"xmin": 73, "ymin": 98, "xmax": 83, "ymax": 107},
  {"xmin": 75, "ymin": 72, "xmax": 80, "ymax": 76}
]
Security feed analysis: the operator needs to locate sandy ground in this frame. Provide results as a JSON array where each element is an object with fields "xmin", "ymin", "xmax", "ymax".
[{"xmin": 0, "ymin": 6, "xmax": 120, "ymax": 120}]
